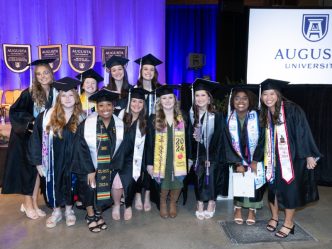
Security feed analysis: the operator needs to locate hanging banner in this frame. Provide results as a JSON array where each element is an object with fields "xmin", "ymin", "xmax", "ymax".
[
  {"xmin": 101, "ymin": 46, "xmax": 128, "ymax": 65},
  {"xmin": 38, "ymin": 44, "xmax": 62, "ymax": 72},
  {"xmin": 3, "ymin": 44, "xmax": 31, "ymax": 73},
  {"xmin": 67, "ymin": 44, "xmax": 95, "ymax": 73}
]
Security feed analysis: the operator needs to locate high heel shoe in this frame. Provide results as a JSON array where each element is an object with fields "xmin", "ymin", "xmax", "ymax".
[
  {"xmin": 195, "ymin": 201, "xmax": 205, "ymax": 220},
  {"xmin": 204, "ymin": 201, "xmax": 216, "ymax": 219},
  {"xmin": 35, "ymin": 208, "xmax": 46, "ymax": 217},
  {"xmin": 275, "ymin": 224, "xmax": 295, "ymax": 238},
  {"xmin": 112, "ymin": 204, "xmax": 121, "ymax": 220},
  {"xmin": 20, "ymin": 204, "xmax": 39, "ymax": 220},
  {"xmin": 246, "ymin": 208, "xmax": 256, "ymax": 225},
  {"xmin": 266, "ymin": 218, "xmax": 279, "ymax": 232},
  {"xmin": 233, "ymin": 206, "xmax": 243, "ymax": 225}
]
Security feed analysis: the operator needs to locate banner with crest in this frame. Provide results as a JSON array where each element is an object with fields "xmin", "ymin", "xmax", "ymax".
[
  {"xmin": 38, "ymin": 44, "xmax": 62, "ymax": 72},
  {"xmin": 101, "ymin": 46, "xmax": 128, "ymax": 65},
  {"xmin": 3, "ymin": 44, "xmax": 31, "ymax": 73},
  {"xmin": 67, "ymin": 45, "xmax": 95, "ymax": 73}
]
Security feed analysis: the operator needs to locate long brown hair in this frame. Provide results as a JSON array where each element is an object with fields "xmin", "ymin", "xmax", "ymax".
[
  {"xmin": 193, "ymin": 91, "xmax": 216, "ymax": 127},
  {"xmin": 46, "ymin": 89, "xmax": 83, "ymax": 138},
  {"xmin": 31, "ymin": 64, "xmax": 54, "ymax": 107},
  {"xmin": 107, "ymin": 65, "xmax": 130, "ymax": 98},
  {"xmin": 259, "ymin": 89, "xmax": 285, "ymax": 127},
  {"xmin": 123, "ymin": 100, "xmax": 147, "ymax": 136},
  {"xmin": 154, "ymin": 94, "xmax": 182, "ymax": 132}
]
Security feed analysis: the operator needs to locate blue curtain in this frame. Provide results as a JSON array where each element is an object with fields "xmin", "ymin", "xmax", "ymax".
[
  {"xmin": 0, "ymin": 0, "xmax": 166, "ymax": 92},
  {"xmin": 166, "ymin": 4, "xmax": 218, "ymax": 84}
]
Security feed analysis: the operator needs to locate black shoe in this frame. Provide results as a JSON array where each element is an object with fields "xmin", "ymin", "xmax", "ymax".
[
  {"xmin": 85, "ymin": 214, "xmax": 101, "ymax": 233},
  {"xmin": 275, "ymin": 224, "xmax": 295, "ymax": 238},
  {"xmin": 266, "ymin": 218, "xmax": 279, "ymax": 232}
]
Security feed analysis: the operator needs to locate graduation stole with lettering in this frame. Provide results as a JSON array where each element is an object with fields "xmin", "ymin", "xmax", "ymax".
[
  {"xmin": 227, "ymin": 110, "xmax": 265, "ymax": 189},
  {"xmin": 265, "ymin": 102, "xmax": 294, "ymax": 184},
  {"xmin": 41, "ymin": 107, "xmax": 57, "ymax": 208},
  {"xmin": 153, "ymin": 115, "xmax": 187, "ymax": 182},
  {"xmin": 132, "ymin": 120, "xmax": 146, "ymax": 181}
]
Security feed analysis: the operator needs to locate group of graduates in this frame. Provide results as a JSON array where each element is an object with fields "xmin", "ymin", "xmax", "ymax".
[{"xmin": 2, "ymin": 53, "xmax": 321, "ymax": 238}]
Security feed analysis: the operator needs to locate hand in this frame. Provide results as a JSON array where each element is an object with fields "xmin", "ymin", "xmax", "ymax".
[
  {"xmin": 87, "ymin": 172, "xmax": 96, "ymax": 188},
  {"xmin": 36, "ymin": 165, "xmax": 45, "ymax": 177},
  {"xmin": 250, "ymin": 161, "xmax": 258, "ymax": 175},
  {"xmin": 193, "ymin": 126, "xmax": 201, "ymax": 142},
  {"xmin": 236, "ymin": 165, "xmax": 245, "ymax": 176},
  {"xmin": 147, "ymin": 165, "xmax": 154, "ymax": 177},
  {"xmin": 306, "ymin": 157, "xmax": 317, "ymax": 170}
]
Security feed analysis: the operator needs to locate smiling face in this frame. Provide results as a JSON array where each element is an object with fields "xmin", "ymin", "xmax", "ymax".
[
  {"xmin": 130, "ymin": 98, "xmax": 144, "ymax": 115},
  {"xmin": 97, "ymin": 101, "xmax": 113, "ymax": 120},
  {"xmin": 194, "ymin": 90, "xmax": 210, "ymax": 110},
  {"xmin": 60, "ymin": 90, "xmax": 76, "ymax": 110},
  {"xmin": 160, "ymin": 93, "xmax": 175, "ymax": 111},
  {"xmin": 233, "ymin": 91, "xmax": 249, "ymax": 115},
  {"xmin": 261, "ymin": 89, "xmax": 279, "ymax": 112},
  {"xmin": 82, "ymin": 78, "xmax": 97, "ymax": 95},
  {"xmin": 141, "ymin": 64, "xmax": 155, "ymax": 81},
  {"xmin": 35, "ymin": 65, "xmax": 53, "ymax": 86},
  {"xmin": 110, "ymin": 65, "xmax": 124, "ymax": 81}
]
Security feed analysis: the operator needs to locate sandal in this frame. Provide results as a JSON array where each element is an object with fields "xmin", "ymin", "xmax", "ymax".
[
  {"xmin": 246, "ymin": 208, "xmax": 256, "ymax": 225},
  {"xmin": 65, "ymin": 209, "xmax": 76, "ymax": 227},
  {"xmin": 204, "ymin": 201, "xmax": 216, "ymax": 219},
  {"xmin": 275, "ymin": 224, "xmax": 295, "ymax": 238},
  {"xmin": 195, "ymin": 201, "xmax": 205, "ymax": 220},
  {"xmin": 134, "ymin": 193, "xmax": 143, "ymax": 211},
  {"xmin": 35, "ymin": 208, "xmax": 46, "ymax": 217},
  {"xmin": 112, "ymin": 204, "xmax": 121, "ymax": 220},
  {"xmin": 124, "ymin": 207, "xmax": 132, "ymax": 221},
  {"xmin": 20, "ymin": 204, "xmax": 39, "ymax": 220},
  {"xmin": 46, "ymin": 210, "xmax": 62, "ymax": 228},
  {"xmin": 233, "ymin": 206, "xmax": 243, "ymax": 225},
  {"xmin": 85, "ymin": 214, "xmax": 101, "ymax": 233},
  {"xmin": 266, "ymin": 218, "xmax": 279, "ymax": 232},
  {"xmin": 95, "ymin": 211, "xmax": 107, "ymax": 230}
]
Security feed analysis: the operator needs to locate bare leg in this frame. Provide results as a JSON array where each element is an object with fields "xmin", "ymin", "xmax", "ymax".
[
  {"xmin": 267, "ymin": 197, "xmax": 279, "ymax": 231},
  {"xmin": 144, "ymin": 190, "xmax": 151, "ymax": 211},
  {"xmin": 111, "ymin": 188, "xmax": 123, "ymax": 220},
  {"xmin": 276, "ymin": 208, "xmax": 295, "ymax": 237},
  {"xmin": 135, "ymin": 193, "xmax": 143, "ymax": 210}
]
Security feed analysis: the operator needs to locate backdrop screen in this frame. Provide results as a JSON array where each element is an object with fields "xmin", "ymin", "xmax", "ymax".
[{"xmin": 247, "ymin": 8, "xmax": 332, "ymax": 84}]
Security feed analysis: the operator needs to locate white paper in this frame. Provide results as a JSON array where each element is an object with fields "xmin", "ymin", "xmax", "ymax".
[{"xmin": 232, "ymin": 172, "xmax": 255, "ymax": 198}]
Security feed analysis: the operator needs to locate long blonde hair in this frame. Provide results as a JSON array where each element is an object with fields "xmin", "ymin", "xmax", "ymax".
[
  {"xmin": 31, "ymin": 64, "xmax": 54, "ymax": 107},
  {"xmin": 46, "ymin": 89, "xmax": 83, "ymax": 138},
  {"xmin": 154, "ymin": 94, "xmax": 182, "ymax": 132}
]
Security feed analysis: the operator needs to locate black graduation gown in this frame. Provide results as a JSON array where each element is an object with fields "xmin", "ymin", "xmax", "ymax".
[
  {"xmin": 2, "ymin": 88, "xmax": 55, "ymax": 195},
  {"xmin": 253, "ymin": 101, "xmax": 321, "ymax": 209},
  {"xmin": 72, "ymin": 117, "xmax": 125, "ymax": 208},
  {"xmin": 28, "ymin": 111, "xmax": 76, "ymax": 208},
  {"xmin": 224, "ymin": 111, "xmax": 266, "ymax": 203},
  {"xmin": 145, "ymin": 113, "xmax": 190, "ymax": 208},
  {"xmin": 188, "ymin": 112, "xmax": 228, "ymax": 202}
]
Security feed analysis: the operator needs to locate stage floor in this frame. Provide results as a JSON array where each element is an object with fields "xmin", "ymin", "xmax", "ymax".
[{"xmin": 0, "ymin": 186, "xmax": 331, "ymax": 249}]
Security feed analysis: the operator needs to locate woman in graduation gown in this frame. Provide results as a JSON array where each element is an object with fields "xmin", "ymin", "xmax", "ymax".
[
  {"xmin": 105, "ymin": 56, "xmax": 131, "ymax": 116},
  {"xmin": 117, "ymin": 88, "xmax": 150, "ymax": 220},
  {"xmin": 254, "ymin": 79, "xmax": 321, "ymax": 238},
  {"xmin": 133, "ymin": 53, "xmax": 163, "ymax": 211},
  {"xmin": 189, "ymin": 78, "xmax": 228, "ymax": 220},
  {"xmin": 2, "ymin": 59, "xmax": 57, "ymax": 220},
  {"xmin": 72, "ymin": 88, "xmax": 125, "ymax": 232},
  {"xmin": 76, "ymin": 68, "xmax": 104, "ymax": 116},
  {"xmin": 146, "ymin": 85, "xmax": 188, "ymax": 218},
  {"xmin": 28, "ymin": 77, "xmax": 84, "ymax": 228},
  {"xmin": 224, "ymin": 86, "xmax": 266, "ymax": 225}
]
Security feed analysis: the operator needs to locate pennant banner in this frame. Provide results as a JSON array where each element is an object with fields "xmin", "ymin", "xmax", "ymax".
[
  {"xmin": 38, "ymin": 44, "xmax": 62, "ymax": 72},
  {"xmin": 67, "ymin": 44, "xmax": 95, "ymax": 73},
  {"xmin": 101, "ymin": 46, "xmax": 128, "ymax": 65},
  {"xmin": 3, "ymin": 44, "xmax": 31, "ymax": 73}
]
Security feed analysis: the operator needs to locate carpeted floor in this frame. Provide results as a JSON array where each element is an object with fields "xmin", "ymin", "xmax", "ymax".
[{"xmin": 220, "ymin": 219, "xmax": 317, "ymax": 244}]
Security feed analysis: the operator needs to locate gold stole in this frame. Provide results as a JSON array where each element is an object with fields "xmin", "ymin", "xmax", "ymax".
[{"xmin": 153, "ymin": 115, "xmax": 187, "ymax": 180}]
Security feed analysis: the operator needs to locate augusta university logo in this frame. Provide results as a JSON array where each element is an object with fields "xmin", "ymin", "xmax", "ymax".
[{"xmin": 302, "ymin": 14, "xmax": 329, "ymax": 42}]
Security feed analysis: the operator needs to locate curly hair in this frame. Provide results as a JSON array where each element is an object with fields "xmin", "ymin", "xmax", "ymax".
[
  {"xmin": 193, "ymin": 91, "xmax": 216, "ymax": 127},
  {"xmin": 30, "ymin": 64, "xmax": 54, "ymax": 107},
  {"xmin": 230, "ymin": 89, "xmax": 257, "ymax": 112},
  {"xmin": 136, "ymin": 66, "xmax": 160, "ymax": 90},
  {"xmin": 259, "ymin": 89, "xmax": 286, "ymax": 127},
  {"xmin": 46, "ymin": 89, "xmax": 83, "ymax": 138},
  {"xmin": 123, "ymin": 100, "xmax": 147, "ymax": 136},
  {"xmin": 107, "ymin": 65, "xmax": 130, "ymax": 98},
  {"xmin": 154, "ymin": 94, "xmax": 182, "ymax": 132}
]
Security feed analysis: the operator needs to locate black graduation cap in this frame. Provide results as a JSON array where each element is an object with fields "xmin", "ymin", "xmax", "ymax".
[
  {"xmin": 155, "ymin": 84, "xmax": 181, "ymax": 97},
  {"xmin": 130, "ymin": 88, "xmax": 151, "ymax": 100},
  {"xmin": 29, "ymin": 59, "xmax": 55, "ymax": 66},
  {"xmin": 104, "ymin": 56, "xmax": 129, "ymax": 69},
  {"xmin": 89, "ymin": 87, "xmax": 119, "ymax": 103},
  {"xmin": 134, "ymin": 53, "xmax": 162, "ymax": 66},
  {"xmin": 192, "ymin": 78, "xmax": 221, "ymax": 92},
  {"xmin": 53, "ymin": 77, "xmax": 81, "ymax": 92},
  {"xmin": 75, "ymin": 69, "xmax": 104, "ymax": 83},
  {"xmin": 260, "ymin": 78, "xmax": 289, "ymax": 92}
]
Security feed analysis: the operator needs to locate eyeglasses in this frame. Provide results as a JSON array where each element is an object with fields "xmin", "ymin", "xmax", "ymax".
[{"xmin": 36, "ymin": 70, "xmax": 51, "ymax": 77}]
